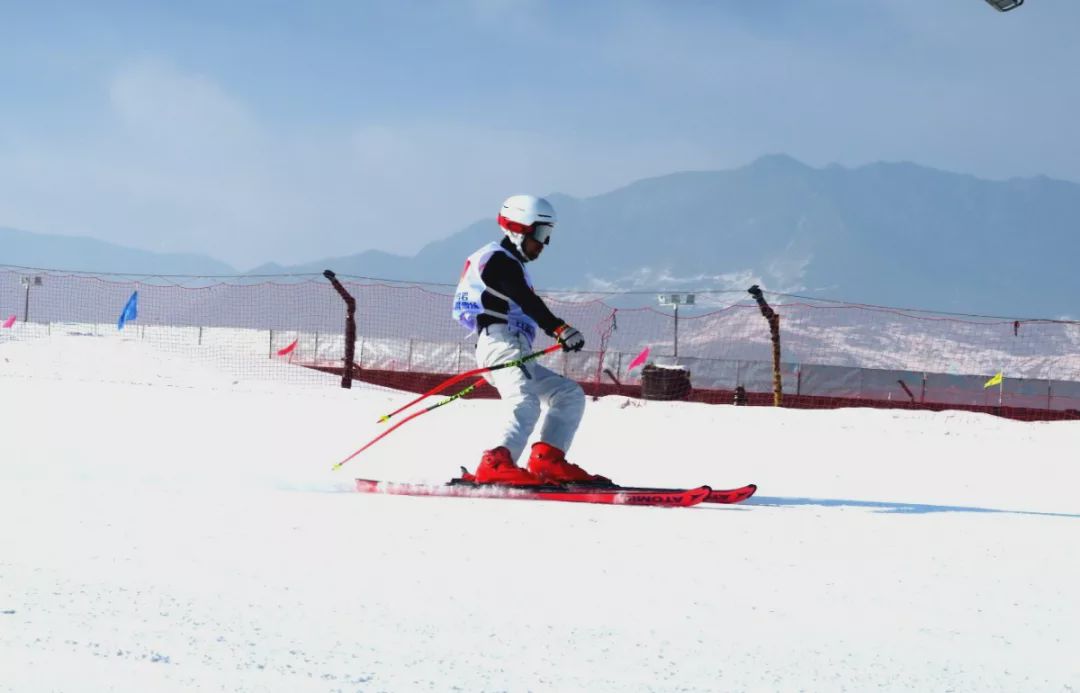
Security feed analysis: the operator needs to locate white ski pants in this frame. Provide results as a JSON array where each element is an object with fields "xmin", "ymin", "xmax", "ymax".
[{"xmin": 475, "ymin": 324, "xmax": 585, "ymax": 462}]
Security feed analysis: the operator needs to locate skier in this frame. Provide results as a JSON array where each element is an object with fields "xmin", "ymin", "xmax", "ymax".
[{"xmin": 452, "ymin": 194, "xmax": 612, "ymax": 486}]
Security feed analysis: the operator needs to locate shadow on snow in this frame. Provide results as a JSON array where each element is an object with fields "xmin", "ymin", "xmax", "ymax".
[{"xmin": 739, "ymin": 496, "xmax": 1079, "ymax": 519}]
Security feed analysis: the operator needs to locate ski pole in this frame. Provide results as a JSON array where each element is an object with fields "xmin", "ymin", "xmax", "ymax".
[
  {"xmin": 333, "ymin": 377, "xmax": 486, "ymax": 470},
  {"xmin": 375, "ymin": 343, "xmax": 561, "ymax": 423}
]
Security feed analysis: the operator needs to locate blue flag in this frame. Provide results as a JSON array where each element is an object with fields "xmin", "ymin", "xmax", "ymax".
[{"xmin": 117, "ymin": 291, "xmax": 138, "ymax": 330}]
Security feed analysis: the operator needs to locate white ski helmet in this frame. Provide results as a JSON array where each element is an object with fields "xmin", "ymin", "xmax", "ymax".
[{"xmin": 497, "ymin": 194, "xmax": 557, "ymax": 254}]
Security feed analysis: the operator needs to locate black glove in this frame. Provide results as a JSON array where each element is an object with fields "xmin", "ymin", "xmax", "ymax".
[{"xmin": 554, "ymin": 324, "xmax": 585, "ymax": 352}]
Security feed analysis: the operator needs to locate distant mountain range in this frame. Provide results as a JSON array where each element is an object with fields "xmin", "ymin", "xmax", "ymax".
[
  {"xmin": 3, "ymin": 155, "xmax": 1078, "ymax": 319},
  {"xmin": 0, "ymin": 226, "xmax": 235, "ymax": 276}
]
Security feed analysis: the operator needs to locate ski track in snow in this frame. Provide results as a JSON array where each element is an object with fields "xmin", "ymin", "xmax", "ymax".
[{"xmin": 1, "ymin": 335, "xmax": 1079, "ymax": 692}]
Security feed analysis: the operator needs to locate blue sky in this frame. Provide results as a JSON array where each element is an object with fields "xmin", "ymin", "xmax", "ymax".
[{"xmin": 1, "ymin": 0, "xmax": 1077, "ymax": 269}]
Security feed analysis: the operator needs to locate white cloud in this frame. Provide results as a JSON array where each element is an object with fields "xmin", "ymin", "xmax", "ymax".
[
  {"xmin": 109, "ymin": 61, "xmax": 258, "ymax": 148},
  {"xmin": 0, "ymin": 60, "xmax": 720, "ymax": 270}
]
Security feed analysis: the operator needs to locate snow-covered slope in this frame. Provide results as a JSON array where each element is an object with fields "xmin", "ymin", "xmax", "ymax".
[{"xmin": 1, "ymin": 336, "xmax": 1077, "ymax": 691}]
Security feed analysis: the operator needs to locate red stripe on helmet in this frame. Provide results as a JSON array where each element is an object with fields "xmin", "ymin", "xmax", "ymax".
[{"xmin": 498, "ymin": 214, "xmax": 532, "ymax": 234}]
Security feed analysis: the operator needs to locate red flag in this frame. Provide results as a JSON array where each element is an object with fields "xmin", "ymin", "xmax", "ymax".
[
  {"xmin": 2, "ymin": 315, "xmax": 15, "ymax": 328},
  {"xmin": 626, "ymin": 346, "xmax": 650, "ymax": 373},
  {"xmin": 277, "ymin": 338, "xmax": 298, "ymax": 356}
]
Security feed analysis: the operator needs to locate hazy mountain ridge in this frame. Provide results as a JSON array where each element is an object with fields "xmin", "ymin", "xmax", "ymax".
[
  {"xmin": 4, "ymin": 156, "xmax": 1078, "ymax": 318},
  {"xmin": 0, "ymin": 226, "xmax": 236, "ymax": 276}
]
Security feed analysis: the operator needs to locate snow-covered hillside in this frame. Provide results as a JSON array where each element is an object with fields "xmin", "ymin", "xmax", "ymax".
[{"xmin": 1, "ymin": 336, "xmax": 1077, "ymax": 691}]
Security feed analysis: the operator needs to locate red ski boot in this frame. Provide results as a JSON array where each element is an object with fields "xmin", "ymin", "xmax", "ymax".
[
  {"xmin": 527, "ymin": 442, "xmax": 613, "ymax": 486},
  {"xmin": 473, "ymin": 446, "xmax": 545, "ymax": 486}
]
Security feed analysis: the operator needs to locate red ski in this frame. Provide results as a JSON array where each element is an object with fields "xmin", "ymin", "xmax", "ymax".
[
  {"xmin": 355, "ymin": 478, "xmax": 712, "ymax": 508},
  {"xmin": 704, "ymin": 484, "xmax": 757, "ymax": 504},
  {"xmin": 556, "ymin": 483, "xmax": 756, "ymax": 505},
  {"xmin": 451, "ymin": 467, "xmax": 755, "ymax": 506}
]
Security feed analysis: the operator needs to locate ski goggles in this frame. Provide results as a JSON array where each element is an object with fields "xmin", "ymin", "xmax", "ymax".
[{"xmin": 530, "ymin": 222, "xmax": 554, "ymax": 246}]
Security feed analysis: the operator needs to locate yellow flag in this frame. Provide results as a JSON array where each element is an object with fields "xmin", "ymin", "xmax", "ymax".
[{"xmin": 983, "ymin": 371, "xmax": 1003, "ymax": 388}]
